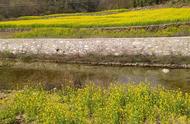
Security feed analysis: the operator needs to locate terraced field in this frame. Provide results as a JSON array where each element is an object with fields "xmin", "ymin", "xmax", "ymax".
[
  {"xmin": 0, "ymin": 8, "xmax": 190, "ymax": 28},
  {"xmin": 0, "ymin": 8, "xmax": 190, "ymax": 38}
]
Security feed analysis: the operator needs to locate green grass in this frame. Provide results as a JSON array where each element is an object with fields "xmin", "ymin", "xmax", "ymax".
[
  {"xmin": 1, "ymin": 83, "xmax": 190, "ymax": 124},
  {"xmin": 0, "ymin": 8, "xmax": 190, "ymax": 29},
  {"xmin": 11, "ymin": 25, "xmax": 190, "ymax": 38},
  {"xmin": 18, "ymin": 9, "xmax": 129, "ymax": 20}
]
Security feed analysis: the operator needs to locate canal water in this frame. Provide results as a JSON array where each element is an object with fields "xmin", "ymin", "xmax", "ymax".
[{"xmin": 1, "ymin": 62, "xmax": 190, "ymax": 91}]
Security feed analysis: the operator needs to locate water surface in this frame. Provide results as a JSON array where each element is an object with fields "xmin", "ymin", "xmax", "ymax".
[{"xmin": 0, "ymin": 62, "xmax": 190, "ymax": 91}]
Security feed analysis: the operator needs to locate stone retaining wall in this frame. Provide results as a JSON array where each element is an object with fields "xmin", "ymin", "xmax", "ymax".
[
  {"xmin": 0, "ymin": 37, "xmax": 190, "ymax": 56},
  {"xmin": 0, "ymin": 37, "xmax": 190, "ymax": 66}
]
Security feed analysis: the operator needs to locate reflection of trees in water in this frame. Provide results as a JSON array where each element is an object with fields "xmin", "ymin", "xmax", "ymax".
[
  {"xmin": 1, "ymin": 63, "xmax": 190, "ymax": 91},
  {"xmin": 157, "ymin": 69, "xmax": 190, "ymax": 92},
  {"xmin": 0, "ymin": 64, "xmax": 120, "ymax": 90}
]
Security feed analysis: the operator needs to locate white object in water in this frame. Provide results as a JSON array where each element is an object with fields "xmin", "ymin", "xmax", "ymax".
[{"xmin": 162, "ymin": 68, "xmax": 170, "ymax": 73}]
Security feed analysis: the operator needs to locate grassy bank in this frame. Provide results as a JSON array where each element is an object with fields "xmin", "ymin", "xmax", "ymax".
[
  {"xmin": 12, "ymin": 25, "xmax": 190, "ymax": 38},
  {"xmin": 0, "ymin": 8, "xmax": 190, "ymax": 28},
  {"xmin": 1, "ymin": 83, "xmax": 190, "ymax": 124},
  {"xmin": 18, "ymin": 9, "xmax": 129, "ymax": 20}
]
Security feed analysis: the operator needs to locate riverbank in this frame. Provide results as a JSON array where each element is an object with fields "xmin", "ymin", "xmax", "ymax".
[
  {"xmin": 1, "ymin": 83, "xmax": 190, "ymax": 124},
  {"xmin": 0, "ymin": 37, "xmax": 190, "ymax": 68},
  {"xmin": 1, "ymin": 23, "xmax": 190, "ymax": 38}
]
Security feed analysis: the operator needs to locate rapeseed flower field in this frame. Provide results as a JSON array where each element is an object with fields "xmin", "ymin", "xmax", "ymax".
[
  {"xmin": 0, "ymin": 8, "xmax": 190, "ymax": 28},
  {"xmin": 1, "ymin": 83, "xmax": 190, "ymax": 124}
]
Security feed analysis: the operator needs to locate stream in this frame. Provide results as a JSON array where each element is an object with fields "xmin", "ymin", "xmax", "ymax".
[{"xmin": 0, "ymin": 62, "xmax": 190, "ymax": 91}]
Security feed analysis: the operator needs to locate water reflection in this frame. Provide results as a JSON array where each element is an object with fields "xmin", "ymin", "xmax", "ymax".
[{"xmin": 0, "ymin": 62, "xmax": 190, "ymax": 91}]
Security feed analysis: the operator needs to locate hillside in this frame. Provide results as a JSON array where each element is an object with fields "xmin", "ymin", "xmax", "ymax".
[{"xmin": 0, "ymin": 0, "xmax": 189, "ymax": 19}]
